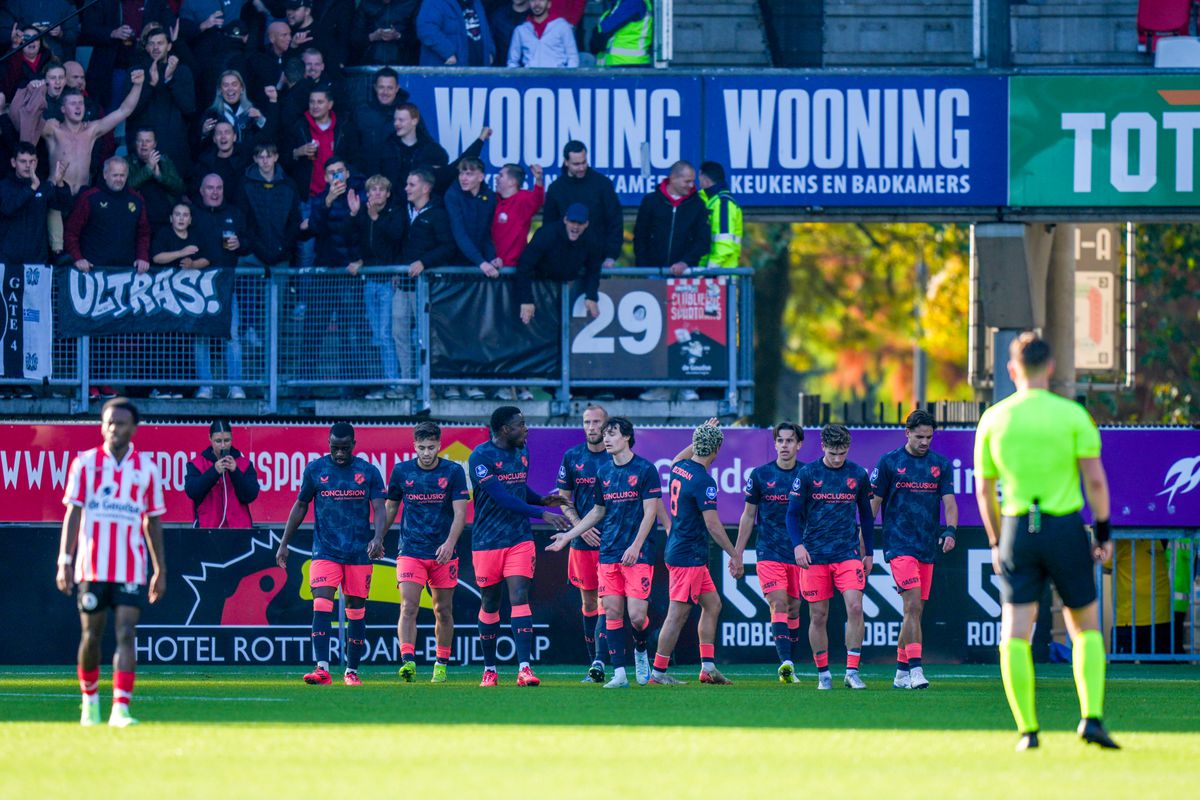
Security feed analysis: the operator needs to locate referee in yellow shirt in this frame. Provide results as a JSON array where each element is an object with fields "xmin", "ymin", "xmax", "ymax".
[{"xmin": 974, "ymin": 332, "xmax": 1119, "ymax": 751}]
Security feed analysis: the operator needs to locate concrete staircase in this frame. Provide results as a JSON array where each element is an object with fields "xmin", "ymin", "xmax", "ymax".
[
  {"xmin": 1011, "ymin": 0, "xmax": 1145, "ymax": 66},
  {"xmin": 667, "ymin": 0, "xmax": 773, "ymax": 66}
]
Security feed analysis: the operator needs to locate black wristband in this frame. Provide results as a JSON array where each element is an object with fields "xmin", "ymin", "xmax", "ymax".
[
  {"xmin": 940, "ymin": 525, "xmax": 957, "ymax": 539},
  {"xmin": 1094, "ymin": 519, "xmax": 1111, "ymax": 543}
]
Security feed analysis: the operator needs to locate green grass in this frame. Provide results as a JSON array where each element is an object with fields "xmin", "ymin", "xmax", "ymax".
[{"xmin": 2, "ymin": 664, "xmax": 1199, "ymax": 799}]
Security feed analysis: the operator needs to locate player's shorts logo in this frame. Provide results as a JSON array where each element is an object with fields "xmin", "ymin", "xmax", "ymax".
[
  {"xmin": 641, "ymin": 576, "xmax": 651, "ymax": 592},
  {"xmin": 121, "ymin": 582, "xmax": 138, "ymax": 594},
  {"xmin": 449, "ymin": 563, "xmax": 458, "ymax": 580},
  {"xmin": 80, "ymin": 592, "xmax": 98, "ymax": 611},
  {"xmin": 930, "ymin": 466, "xmax": 941, "ymax": 478},
  {"xmin": 855, "ymin": 569, "xmax": 864, "ymax": 580},
  {"xmin": 438, "ymin": 477, "xmax": 448, "ymax": 489}
]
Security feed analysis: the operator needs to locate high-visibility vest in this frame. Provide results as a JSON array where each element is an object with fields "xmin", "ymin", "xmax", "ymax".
[
  {"xmin": 699, "ymin": 186, "xmax": 743, "ymax": 267},
  {"xmin": 600, "ymin": 0, "xmax": 653, "ymax": 66}
]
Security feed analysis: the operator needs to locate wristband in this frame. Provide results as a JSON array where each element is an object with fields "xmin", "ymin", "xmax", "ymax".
[
  {"xmin": 57, "ymin": 553, "xmax": 73, "ymax": 566},
  {"xmin": 1094, "ymin": 519, "xmax": 1111, "ymax": 544},
  {"xmin": 940, "ymin": 525, "xmax": 957, "ymax": 540}
]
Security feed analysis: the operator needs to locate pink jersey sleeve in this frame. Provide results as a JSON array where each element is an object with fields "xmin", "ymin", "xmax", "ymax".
[{"xmin": 144, "ymin": 456, "xmax": 167, "ymax": 517}]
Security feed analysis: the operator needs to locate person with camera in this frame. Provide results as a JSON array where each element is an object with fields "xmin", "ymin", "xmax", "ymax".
[{"xmin": 184, "ymin": 420, "xmax": 260, "ymax": 528}]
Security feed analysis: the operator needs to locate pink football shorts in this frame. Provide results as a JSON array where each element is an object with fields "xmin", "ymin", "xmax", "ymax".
[
  {"xmin": 598, "ymin": 562, "xmax": 654, "ymax": 600},
  {"xmin": 757, "ymin": 559, "xmax": 801, "ymax": 599},
  {"xmin": 309, "ymin": 559, "xmax": 372, "ymax": 598},
  {"xmin": 800, "ymin": 559, "xmax": 866, "ymax": 603},
  {"xmin": 567, "ymin": 547, "xmax": 600, "ymax": 591},
  {"xmin": 667, "ymin": 565, "xmax": 716, "ymax": 604},
  {"xmin": 396, "ymin": 556, "xmax": 459, "ymax": 590},
  {"xmin": 889, "ymin": 556, "xmax": 934, "ymax": 601},
  {"xmin": 471, "ymin": 540, "xmax": 536, "ymax": 587}
]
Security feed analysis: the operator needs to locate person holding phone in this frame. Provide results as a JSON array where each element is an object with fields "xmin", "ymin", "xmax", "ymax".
[{"xmin": 184, "ymin": 420, "xmax": 261, "ymax": 528}]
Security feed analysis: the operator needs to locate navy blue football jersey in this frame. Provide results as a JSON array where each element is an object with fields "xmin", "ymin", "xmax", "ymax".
[
  {"xmin": 744, "ymin": 460, "xmax": 802, "ymax": 564},
  {"xmin": 298, "ymin": 455, "xmax": 385, "ymax": 564},
  {"xmin": 556, "ymin": 443, "xmax": 610, "ymax": 552},
  {"xmin": 871, "ymin": 446, "xmax": 953, "ymax": 563},
  {"xmin": 786, "ymin": 460, "xmax": 873, "ymax": 565},
  {"xmin": 468, "ymin": 439, "xmax": 536, "ymax": 550},
  {"xmin": 388, "ymin": 458, "xmax": 470, "ymax": 559},
  {"xmin": 596, "ymin": 455, "xmax": 662, "ymax": 565},
  {"xmin": 665, "ymin": 458, "xmax": 719, "ymax": 568}
]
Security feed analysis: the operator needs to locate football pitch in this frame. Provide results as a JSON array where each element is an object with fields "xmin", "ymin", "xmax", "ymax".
[{"xmin": 2, "ymin": 664, "xmax": 1198, "ymax": 799}]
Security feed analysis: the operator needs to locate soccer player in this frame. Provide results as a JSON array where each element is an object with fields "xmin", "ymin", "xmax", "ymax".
[
  {"xmin": 787, "ymin": 424, "xmax": 874, "ymax": 690},
  {"xmin": 57, "ymin": 398, "xmax": 166, "ymax": 727},
  {"xmin": 871, "ymin": 409, "xmax": 958, "ymax": 690},
  {"xmin": 276, "ymin": 422, "xmax": 387, "ymax": 686},
  {"xmin": 384, "ymin": 422, "xmax": 469, "ymax": 684},
  {"xmin": 548, "ymin": 417, "xmax": 663, "ymax": 688},
  {"xmin": 649, "ymin": 420, "xmax": 743, "ymax": 685},
  {"xmin": 556, "ymin": 404, "xmax": 613, "ymax": 683},
  {"xmin": 468, "ymin": 406, "xmax": 571, "ymax": 687},
  {"xmin": 975, "ymin": 333, "xmax": 1118, "ymax": 751},
  {"xmin": 735, "ymin": 422, "xmax": 804, "ymax": 683}
]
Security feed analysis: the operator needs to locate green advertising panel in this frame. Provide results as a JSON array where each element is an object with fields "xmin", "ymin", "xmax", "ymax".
[{"xmin": 1011, "ymin": 75, "xmax": 1200, "ymax": 206}]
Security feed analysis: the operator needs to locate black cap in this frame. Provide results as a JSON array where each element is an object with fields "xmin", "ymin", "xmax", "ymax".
[
  {"xmin": 565, "ymin": 202, "xmax": 589, "ymax": 223},
  {"xmin": 285, "ymin": 0, "xmax": 309, "ymax": 9}
]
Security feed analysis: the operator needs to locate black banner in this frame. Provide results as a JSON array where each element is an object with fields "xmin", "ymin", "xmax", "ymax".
[
  {"xmin": 4, "ymin": 525, "xmax": 1003, "ymax": 666},
  {"xmin": 56, "ymin": 266, "xmax": 235, "ymax": 337},
  {"xmin": 429, "ymin": 276, "xmax": 561, "ymax": 379}
]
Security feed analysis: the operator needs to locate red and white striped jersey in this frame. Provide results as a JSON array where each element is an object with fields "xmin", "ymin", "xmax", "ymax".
[{"xmin": 63, "ymin": 445, "xmax": 166, "ymax": 585}]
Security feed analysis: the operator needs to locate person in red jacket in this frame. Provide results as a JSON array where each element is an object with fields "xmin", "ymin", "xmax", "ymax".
[
  {"xmin": 184, "ymin": 420, "xmax": 261, "ymax": 528},
  {"xmin": 492, "ymin": 161, "xmax": 544, "ymax": 266}
]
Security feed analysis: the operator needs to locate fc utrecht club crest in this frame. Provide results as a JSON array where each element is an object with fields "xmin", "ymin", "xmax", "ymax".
[
  {"xmin": 846, "ymin": 477, "xmax": 857, "ymax": 489},
  {"xmin": 930, "ymin": 466, "xmax": 941, "ymax": 478},
  {"xmin": 437, "ymin": 476, "xmax": 448, "ymax": 489},
  {"xmin": 628, "ymin": 474, "xmax": 638, "ymax": 487},
  {"xmin": 354, "ymin": 473, "xmax": 365, "ymax": 485}
]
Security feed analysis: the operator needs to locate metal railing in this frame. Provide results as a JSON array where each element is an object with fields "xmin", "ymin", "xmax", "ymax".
[
  {"xmin": 20, "ymin": 265, "xmax": 755, "ymax": 415},
  {"xmin": 1099, "ymin": 529, "xmax": 1198, "ymax": 662}
]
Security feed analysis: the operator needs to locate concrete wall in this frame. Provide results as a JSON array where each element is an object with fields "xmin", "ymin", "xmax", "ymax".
[{"xmin": 670, "ymin": 0, "xmax": 773, "ymax": 66}]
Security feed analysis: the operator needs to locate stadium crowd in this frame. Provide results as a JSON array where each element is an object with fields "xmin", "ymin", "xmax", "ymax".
[{"xmin": 0, "ymin": 1, "xmax": 753, "ymax": 402}]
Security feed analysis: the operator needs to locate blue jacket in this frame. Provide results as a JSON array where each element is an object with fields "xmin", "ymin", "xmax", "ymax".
[
  {"xmin": 443, "ymin": 183, "xmax": 497, "ymax": 266},
  {"xmin": 417, "ymin": 0, "xmax": 496, "ymax": 66},
  {"xmin": 310, "ymin": 176, "xmax": 365, "ymax": 267}
]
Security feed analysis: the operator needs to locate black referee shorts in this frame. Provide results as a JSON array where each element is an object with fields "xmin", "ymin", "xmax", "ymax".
[
  {"xmin": 998, "ymin": 511, "xmax": 1097, "ymax": 609},
  {"xmin": 76, "ymin": 581, "xmax": 144, "ymax": 614}
]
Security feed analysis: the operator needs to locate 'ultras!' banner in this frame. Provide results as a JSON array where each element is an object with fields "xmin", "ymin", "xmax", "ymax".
[
  {"xmin": 56, "ymin": 265, "xmax": 235, "ymax": 337},
  {"xmin": 703, "ymin": 75, "xmax": 1008, "ymax": 206},
  {"xmin": 396, "ymin": 72, "xmax": 702, "ymax": 205},
  {"xmin": 0, "ymin": 264, "xmax": 52, "ymax": 380},
  {"xmin": 1, "ymin": 424, "xmax": 1198, "ymax": 527},
  {"xmin": 569, "ymin": 277, "xmax": 727, "ymax": 382}
]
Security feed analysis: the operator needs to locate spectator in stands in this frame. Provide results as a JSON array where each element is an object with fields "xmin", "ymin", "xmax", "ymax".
[
  {"xmin": 52, "ymin": 63, "xmax": 116, "ymax": 179},
  {"xmin": 507, "ymin": 0, "xmax": 579, "ymax": 67},
  {"xmin": 379, "ymin": 102, "xmax": 449, "ymax": 192},
  {"xmin": 543, "ymin": 140, "xmax": 622, "ymax": 269},
  {"xmin": 697, "ymin": 160, "xmax": 742, "ymax": 267},
  {"xmin": 65, "ymin": 156, "xmax": 151, "ymax": 271},
  {"xmin": 397, "ymin": 167, "xmax": 454, "ymax": 392},
  {"xmin": 0, "ymin": 141, "xmax": 71, "ymax": 265},
  {"xmin": 246, "ymin": 20, "xmax": 292, "ymax": 107},
  {"xmin": 238, "ymin": 142, "xmax": 303, "ymax": 269},
  {"xmin": 192, "ymin": 174, "xmax": 248, "ymax": 400},
  {"xmin": 634, "ymin": 159, "xmax": 709, "ymax": 274},
  {"xmin": 417, "ymin": 0, "xmax": 496, "ymax": 66},
  {"xmin": 179, "ymin": 0, "xmax": 251, "ymax": 103},
  {"xmin": 128, "ymin": 128, "xmax": 186, "ymax": 235},
  {"xmin": 284, "ymin": 84, "xmax": 355, "ymax": 209},
  {"xmin": 194, "ymin": 121, "xmax": 250, "ymax": 198},
  {"xmin": 152, "ymin": 202, "xmax": 210, "ymax": 268},
  {"xmin": 516, "ymin": 200, "xmax": 602, "ymax": 324},
  {"xmin": 353, "ymin": 67, "xmax": 410, "ymax": 177},
  {"xmin": 80, "ymin": 0, "xmax": 176, "ymax": 111},
  {"xmin": 307, "ymin": 157, "xmax": 367, "ymax": 396},
  {"xmin": 4, "ymin": 0, "xmax": 80, "ymax": 62},
  {"xmin": 184, "ymin": 420, "xmax": 260, "ymax": 528},
  {"xmin": 286, "ymin": 0, "xmax": 352, "ymax": 71},
  {"xmin": 3, "ymin": 27, "xmax": 52, "ymax": 98},
  {"xmin": 35, "ymin": 61, "xmax": 67, "ymax": 119},
  {"xmin": 493, "ymin": 161, "xmax": 544, "ymax": 266},
  {"xmin": 590, "ymin": 0, "xmax": 652, "ymax": 67},
  {"xmin": 353, "ymin": 0, "xmax": 420, "ymax": 66},
  {"xmin": 194, "ymin": 174, "xmax": 248, "ymax": 269},
  {"xmin": 445, "ymin": 157, "xmax": 500, "ymax": 275},
  {"xmin": 348, "ymin": 174, "xmax": 408, "ymax": 399},
  {"xmin": 201, "ymin": 70, "xmax": 271, "ymax": 149},
  {"xmin": 489, "ymin": 0, "xmax": 528, "ymax": 63},
  {"xmin": 129, "ymin": 23, "xmax": 196, "ymax": 173}
]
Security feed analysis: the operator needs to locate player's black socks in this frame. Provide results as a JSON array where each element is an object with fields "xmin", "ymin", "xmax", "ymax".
[
  {"xmin": 478, "ymin": 613, "xmax": 500, "ymax": 668},
  {"xmin": 606, "ymin": 622, "xmax": 629, "ymax": 669},
  {"xmin": 772, "ymin": 620, "xmax": 790, "ymax": 664},
  {"xmin": 594, "ymin": 615, "xmax": 608, "ymax": 664},
  {"xmin": 346, "ymin": 617, "xmax": 366, "ymax": 671},
  {"xmin": 312, "ymin": 608, "xmax": 333, "ymax": 666},
  {"xmin": 631, "ymin": 619, "xmax": 649, "ymax": 653},
  {"xmin": 582, "ymin": 611, "xmax": 597, "ymax": 662},
  {"xmin": 512, "ymin": 604, "xmax": 534, "ymax": 665}
]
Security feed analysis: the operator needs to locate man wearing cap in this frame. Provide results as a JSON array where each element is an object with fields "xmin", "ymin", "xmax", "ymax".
[
  {"xmin": 286, "ymin": 0, "xmax": 352, "ymax": 71},
  {"xmin": 515, "ymin": 202, "xmax": 603, "ymax": 326}
]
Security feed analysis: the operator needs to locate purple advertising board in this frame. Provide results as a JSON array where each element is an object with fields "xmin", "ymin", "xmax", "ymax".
[{"xmin": 526, "ymin": 427, "xmax": 1200, "ymax": 528}]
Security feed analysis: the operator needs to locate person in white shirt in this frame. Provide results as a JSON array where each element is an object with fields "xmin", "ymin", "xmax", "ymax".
[{"xmin": 507, "ymin": 0, "xmax": 579, "ymax": 67}]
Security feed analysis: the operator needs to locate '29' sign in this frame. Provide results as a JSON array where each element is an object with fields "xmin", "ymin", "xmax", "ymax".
[{"xmin": 569, "ymin": 280, "xmax": 667, "ymax": 380}]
